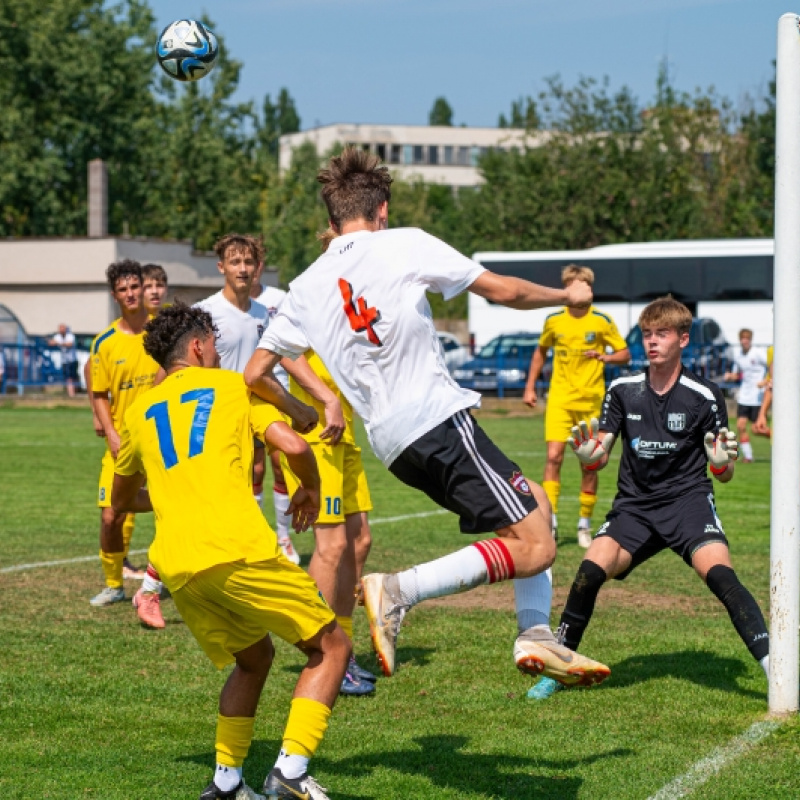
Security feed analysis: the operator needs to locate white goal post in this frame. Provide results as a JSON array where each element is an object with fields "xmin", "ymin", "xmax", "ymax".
[{"xmin": 769, "ymin": 12, "xmax": 800, "ymax": 715}]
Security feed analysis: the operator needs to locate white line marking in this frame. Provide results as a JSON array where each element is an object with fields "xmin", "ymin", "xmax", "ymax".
[
  {"xmin": 0, "ymin": 509, "xmax": 450, "ymax": 574},
  {"xmin": 647, "ymin": 719, "xmax": 781, "ymax": 800}
]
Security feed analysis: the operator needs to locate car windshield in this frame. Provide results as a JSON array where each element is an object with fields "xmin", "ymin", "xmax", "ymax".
[{"xmin": 478, "ymin": 335, "xmax": 539, "ymax": 359}]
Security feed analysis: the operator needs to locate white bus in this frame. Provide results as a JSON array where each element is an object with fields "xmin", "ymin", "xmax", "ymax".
[{"xmin": 470, "ymin": 239, "xmax": 774, "ymax": 348}]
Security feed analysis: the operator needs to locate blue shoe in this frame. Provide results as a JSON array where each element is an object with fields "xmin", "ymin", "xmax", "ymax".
[
  {"xmin": 348, "ymin": 655, "xmax": 378, "ymax": 683},
  {"xmin": 527, "ymin": 676, "xmax": 562, "ymax": 700},
  {"xmin": 339, "ymin": 669, "xmax": 375, "ymax": 696}
]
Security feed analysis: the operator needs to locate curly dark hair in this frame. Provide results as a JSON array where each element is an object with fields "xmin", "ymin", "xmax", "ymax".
[
  {"xmin": 106, "ymin": 259, "xmax": 142, "ymax": 291},
  {"xmin": 318, "ymin": 147, "xmax": 392, "ymax": 232},
  {"xmin": 143, "ymin": 301, "xmax": 216, "ymax": 368}
]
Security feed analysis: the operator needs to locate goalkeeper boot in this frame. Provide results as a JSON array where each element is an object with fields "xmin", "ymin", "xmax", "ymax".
[
  {"xmin": 89, "ymin": 586, "xmax": 125, "ymax": 607},
  {"xmin": 527, "ymin": 676, "xmax": 563, "ymax": 700},
  {"xmin": 133, "ymin": 588, "xmax": 166, "ymax": 629},
  {"xmin": 359, "ymin": 573, "xmax": 408, "ymax": 677},
  {"xmin": 514, "ymin": 624, "xmax": 610, "ymax": 686},
  {"xmin": 263, "ymin": 768, "xmax": 329, "ymax": 799},
  {"xmin": 199, "ymin": 780, "xmax": 265, "ymax": 800}
]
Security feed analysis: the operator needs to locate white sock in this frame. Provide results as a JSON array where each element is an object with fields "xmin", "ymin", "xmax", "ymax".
[
  {"xmin": 214, "ymin": 764, "xmax": 242, "ymax": 792},
  {"xmin": 514, "ymin": 569, "xmax": 552, "ymax": 633},
  {"xmin": 273, "ymin": 489, "xmax": 291, "ymax": 538},
  {"xmin": 552, "ymin": 513, "xmax": 558, "ymax": 530},
  {"xmin": 760, "ymin": 655, "xmax": 769, "ymax": 677},
  {"xmin": 142, "ymin": 567, "xmax": 162, "ymax": 595},
  {"xmin": 578, "ymin": 516, "xmax": 591, "ymax": 529},
  {"xmin": 274, "ymin": 748, "xmax": 309, "ymax": 780},
  {"xmin": 742, "ymin": 441, "xmax": 754, "ymax": 460},
  {"xmin": 396, "ymin": 545, "xmax": 490, "ymax": 607}
]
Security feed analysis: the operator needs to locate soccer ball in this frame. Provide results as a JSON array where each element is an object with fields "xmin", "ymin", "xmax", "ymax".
[{"xmin": 156, "ymin": 19, "xmax": 218, "ymax": 82}]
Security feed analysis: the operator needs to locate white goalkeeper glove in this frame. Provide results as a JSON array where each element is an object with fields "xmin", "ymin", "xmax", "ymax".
[
  {"xmin": 568, "ymin": 418, "xmax": 615, "ymax": 471},
  {"xmin": 703, "ymin": 428, "xmax": 739, "ymax": 475}
]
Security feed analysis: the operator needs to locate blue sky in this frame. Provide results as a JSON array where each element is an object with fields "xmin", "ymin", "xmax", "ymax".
[{"xmin": 149, "ymin": 0, "xmax": 786, "ymax": 128}]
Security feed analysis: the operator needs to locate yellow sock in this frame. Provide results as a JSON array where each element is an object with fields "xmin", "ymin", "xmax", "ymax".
[
  {"xmin": 121, "ymin": 514, "xmax": 135, "ymax": 558},
  {"xmin": 542, "ymin": 480, "xmax": 561, "ymax": 515},
  {"xmin": 99, "ymin": 550, "xmax": 124, "ymax": 589},
  {"xmin": 336, "ymin": 615, "xmax": 353, "ymax": 641},
  {"xmin": 282, "ymin": 698, "xmax": 331, "ymax": 759},
  {"xmin": 579, "ymin": 491, "xmax": 598, "ymax": 520},
  {"xmin": 216, "ymin": 715, "xmax": 255, "ymax": 768}
]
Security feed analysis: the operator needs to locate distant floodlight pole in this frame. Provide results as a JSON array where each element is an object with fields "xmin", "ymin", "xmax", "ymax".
[{"xmin": 769, "ymin": 12, "xmax": 800, "ymax": 715}]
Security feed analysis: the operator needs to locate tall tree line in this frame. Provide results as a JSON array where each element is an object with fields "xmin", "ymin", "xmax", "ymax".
[{"xmin": 0, "ymin": 1, "xmax": 776, "ymax": 318}]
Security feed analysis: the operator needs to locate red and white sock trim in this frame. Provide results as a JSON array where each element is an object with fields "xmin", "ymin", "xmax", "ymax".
[{"xmin": 473, "ymin": 538, "xmax": 516, "ymax": 583}]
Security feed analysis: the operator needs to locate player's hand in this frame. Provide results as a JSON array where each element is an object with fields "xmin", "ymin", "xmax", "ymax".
[
  {"xmin": 564, "ymin": 278, "xmax": 592, "ymax": 309},
  {"xmin": 703, "ymin": 428, "xmax": 739, "ymax": 472},
  {"xmin": 92, "ymin": 414, "xmax": 106, "ymax": 438},
  {"xmin": 291, "ymin": 402, "xmax": 319, "ymax": 436},
  {"xmin": 107, "ymin": 429, "xmax": 121, "ymax": 458},
  {"xmin": 286, "ymin": 487, "xmax": 320, "ymax": 532},
  {"xmin": 319, "ymin": 398, "xmax": 345, "ymax": 445},
  {"xmin": 568, "ymin": 418, "xmax": 614, "ymax": 470},
  {"xmin": 523, "ymin": 386, "xmax": 537, "ymax": 408},
  {"xmin": 753, "ymin": 416, "xmax": 771, "ymax": 437}
]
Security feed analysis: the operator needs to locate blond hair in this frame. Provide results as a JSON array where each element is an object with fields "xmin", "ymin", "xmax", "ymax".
[
  {"xmin": 638, "ymin": 296, "xmax": 692, "ymax": 336},
  {"xmin": 561, "ymin": 265, "xmax": 594, "ymax": 286}
]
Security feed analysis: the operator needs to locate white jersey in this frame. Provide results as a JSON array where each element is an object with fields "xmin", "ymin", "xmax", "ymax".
[
  {"xmin": 732, "ymin": 346, "xmax": 768, "ymax": 407},
  {"xmin": 252, "ymin": 284, "xmax": 289, "ymax": 389},
  {"xmin": 194, "ymin": 291, "xmax": 268, "ymax": 374},
  {"xmin": 257, "ymin": 227, "xmax": 485, "ymax": 465}
]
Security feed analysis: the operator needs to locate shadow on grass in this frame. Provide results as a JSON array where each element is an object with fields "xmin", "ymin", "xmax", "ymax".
[
  {"xmin": 607, "ymin": 649, "xmax": 764, "ymax": 699},
  {"xmin": 181, "ymin": 735, "xmax": 631, "ymax": 799},
  {"xmin": 278, "ymin": 646, "xmax": 436, "ymax": 677}
]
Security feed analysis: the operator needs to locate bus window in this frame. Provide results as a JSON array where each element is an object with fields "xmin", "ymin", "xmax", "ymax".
[
  {"xmin": 630, "ymin": 258, "xmax": 703, "ymax": 302},
  {"xmin": 704, "ymin": 256, "xmax": 772, "ymax": 300}
]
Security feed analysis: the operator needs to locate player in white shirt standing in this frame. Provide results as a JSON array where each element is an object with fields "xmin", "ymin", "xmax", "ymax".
[
  {"xmin": 245, "ymin": 148, "xmax": 611, "ymax": 687},
  {"xmin": 723, "ymin": 328, "xmax": 769, "ymax": 462}
]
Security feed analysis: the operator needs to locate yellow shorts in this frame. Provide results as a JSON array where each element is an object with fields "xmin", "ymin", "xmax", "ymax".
[
  {"xmin": 545, "ymin": 400, "xmax": 603, "ymax": 443},
  {"xmin": 97, "ymin": 449, "xmax": 115, "ymax": 508},
  {"xmin": 172, "ymin": 558, "xmax": 335, "ymax": 669},
  {"xmin": 282, "ymin": 442, "xmax": 373, "ymax": 524}
]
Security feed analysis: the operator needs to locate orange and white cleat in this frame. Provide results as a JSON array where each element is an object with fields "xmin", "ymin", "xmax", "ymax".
[{"xmin": 132, "ymin": 588, "xmax": 166, "ymax": 629}]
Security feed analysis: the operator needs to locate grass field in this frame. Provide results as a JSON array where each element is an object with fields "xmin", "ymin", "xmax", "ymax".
[{"xmin": 1, "ymin": 404, "xmax": 798, "ymax": 799}]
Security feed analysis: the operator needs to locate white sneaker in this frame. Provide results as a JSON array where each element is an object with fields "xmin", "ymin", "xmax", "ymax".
[
  {"xmin": 551, "ymin": 513, "xmax": 558, "ymax": 542},
  {"xmin": 577, "ymin": 524, "xmax": 593, "ymax": 549},
  {"xmin": 278, "ymin": 535, "xmax": 301, "ymax": 565},
  {"xmin": 89, "ymin": 586, "xmax": 125, "ymax": 607}
]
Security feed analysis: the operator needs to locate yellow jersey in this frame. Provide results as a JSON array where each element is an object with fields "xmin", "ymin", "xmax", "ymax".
[
  {"xmin": 115, "ymin": 367, "xmax": 285, "ymax": 592},
  {"xmin": 91, "ymin": 318, "xmax": 159, "ymax": 433},
  {"xmin": 540, "ymin": 306, "xmax": 627, "ymax": 410},
  {"xmin": 289, "ymin": 350, "xmax": 356, "ymax": 446}
]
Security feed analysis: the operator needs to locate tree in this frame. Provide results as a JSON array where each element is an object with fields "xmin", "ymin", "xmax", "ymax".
[
  {"xmin": 0, "ymin": 0, "xmax": 158, "ymax": 236},
  {"xmin": 256, "ymin": 88, "xmax": 301, "ymax": 159},
  {"xmin": 498, "ymin": 97, "xmax": 540, "ymax": 130},
  {"xmin": 429, "ymin": 97, "xmax": 454, "ymax": 126}
]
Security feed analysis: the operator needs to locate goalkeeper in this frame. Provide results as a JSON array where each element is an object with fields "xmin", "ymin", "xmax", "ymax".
[{"xmin": 529, "ymin": 297, "xmax": 771, "ymax": 700}]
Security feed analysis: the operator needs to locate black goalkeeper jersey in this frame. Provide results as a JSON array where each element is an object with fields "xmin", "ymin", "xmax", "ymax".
[{"xmin": 599, "ymin": 366, "xmax": 727, "ymax": 510}]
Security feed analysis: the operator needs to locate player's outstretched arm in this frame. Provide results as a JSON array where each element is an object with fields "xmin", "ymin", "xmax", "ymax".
[
  {"xmin": 262, "ymin": 420, "xmax": 321, "ymax": 532},
  {"xmin": 470, "ymin": 271, "xmax": 592, "ymax": 310},
  {"xmin": 245, "ymin": 349, "xmax": 319, "ymax": 435},
  {"xmin": 279, "ymin": 354, "xmax": 345, "ymax": 445},
  {"xmin": 111, "ymin": 472, "xmax": 152, "ymax": 514},
  {"xmin": 568, "ymin": 418, "xmax": 615, "ymax": 471},
  {"xmin": 704, "ymin": 428, "xmax": 738, "ymax": 483}
]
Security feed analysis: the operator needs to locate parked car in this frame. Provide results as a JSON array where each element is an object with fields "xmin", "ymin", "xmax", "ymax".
[
  {"xmin": 436, "ymin": 331, "xmax": 472, "ymax": 372},
  {"xmin": 621, "ymin": 318, "xmax": 733, "ymax": 381},
  {"xmin": 452, "ymin": 332, "xmax": 543, "ymax": 395}
]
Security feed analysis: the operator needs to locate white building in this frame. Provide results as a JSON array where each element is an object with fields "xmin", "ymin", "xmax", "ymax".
[
  {"xmin": 279, "ymin": 123, "xmax": 549, "ymax": 188},
  {"xmin": 0, "ymin": 237, "xmax": 280, "ymax": 337}
]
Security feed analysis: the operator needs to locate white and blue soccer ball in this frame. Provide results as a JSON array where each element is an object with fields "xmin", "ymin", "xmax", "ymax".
[{"xmin": 156, "ymin": 19, "xmax": 218, "ymax": 82}]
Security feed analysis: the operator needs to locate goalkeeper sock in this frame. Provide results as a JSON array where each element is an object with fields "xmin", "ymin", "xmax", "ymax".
[
  {"xmin": 557, "ymin": 560, "xmax": 607, "ymax": 650},
  {"xmin": 706, "ymin": 565, "xmax": 770, "ymax": 662},
  {"xmin": 760, "ymin": 655, "xmax": 769, "ymax": 677}
]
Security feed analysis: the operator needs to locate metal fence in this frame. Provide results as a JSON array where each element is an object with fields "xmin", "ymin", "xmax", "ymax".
[{"xmin": 0, "ymin": 341, "xmax": 87, "ymax": 394}]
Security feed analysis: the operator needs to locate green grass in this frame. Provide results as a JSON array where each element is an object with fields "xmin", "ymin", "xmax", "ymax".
[{"xmin": 0, "ymin": 406, "xmax": 797, "ymax": 799}]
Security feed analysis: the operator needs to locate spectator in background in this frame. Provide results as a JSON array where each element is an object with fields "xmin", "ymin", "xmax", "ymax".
[{"xmin": 49, "ymin": 324, "xmax": 78, "ymax": 398}]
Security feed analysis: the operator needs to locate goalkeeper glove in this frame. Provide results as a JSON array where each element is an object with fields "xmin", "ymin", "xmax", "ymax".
[
  {"xmin": 703, "ymin": 428, "xmax": 739, "ymax": 475},
  {"xmin": 568, "ymin": 418, "xmax": 615, "ymax": 470}
]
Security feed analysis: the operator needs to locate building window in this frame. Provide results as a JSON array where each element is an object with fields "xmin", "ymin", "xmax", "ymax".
[
  {"xmin": 413, "ymin": 145, "xmax": 425, "ymax": 164},
  {"xmin": 443, "ymin": 146, "xmax": 454, "ymax": 165},
  {"xmin": 456, "ymin": 146, "xmax": 469, "ymax": 166},
  {"xmin": 403, "ymin": 145, "xmax": 413, "ymax": 165},
  {"xmin": 470, "ymin": 146, "xmax": 483, "ymax": 166},
  {"xmin": 428, "ymin": 145, "xmax": 439, "ymax": 165},
  {"xmin": 361, "ymin": 143, "xmax": 371, "ymax": 153},
  {"xmin": 376, "ymin": 143, "xmax": 386, "ymax": 161},
  {"xmin": 390, "ymin": 144, "xmax": 402, "ymax": 164}
]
